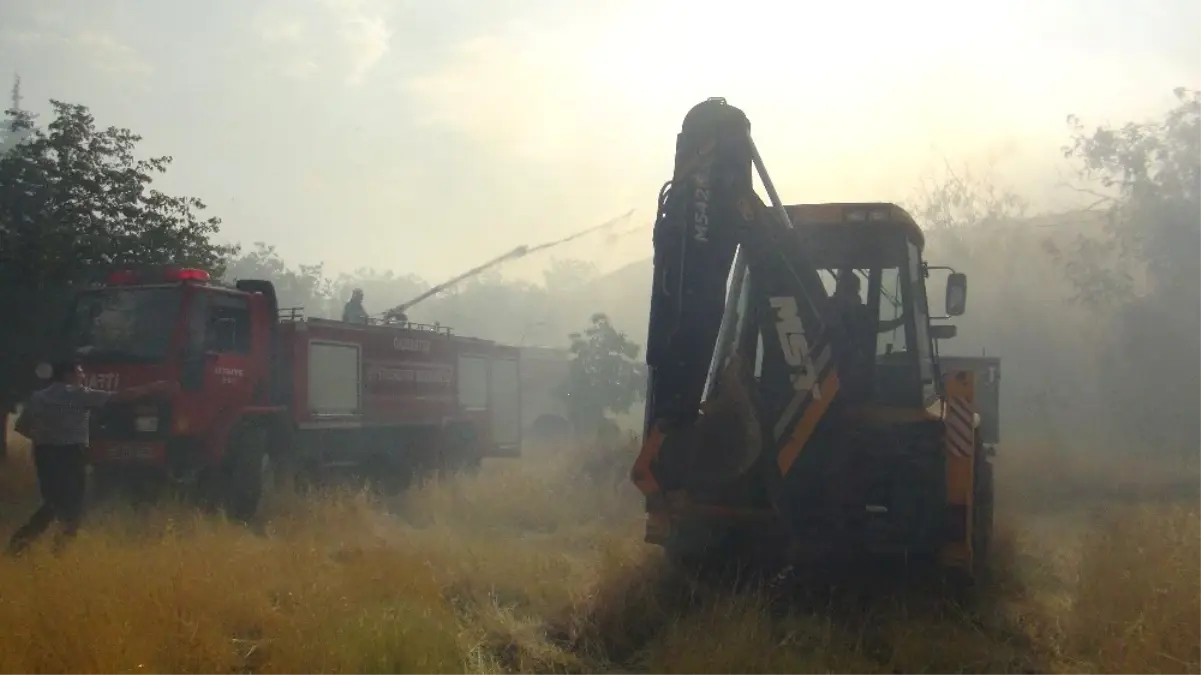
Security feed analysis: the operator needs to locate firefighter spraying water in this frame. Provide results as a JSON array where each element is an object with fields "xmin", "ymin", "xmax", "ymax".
[{"xmin": 382, "ymin": 210, "xmax": 636, "ymax": 322}]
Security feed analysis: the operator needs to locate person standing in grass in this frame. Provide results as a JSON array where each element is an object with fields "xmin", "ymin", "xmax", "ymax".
[{"xmin": 7, "ymin": 358, "xmax": 177, "ymax": 555}]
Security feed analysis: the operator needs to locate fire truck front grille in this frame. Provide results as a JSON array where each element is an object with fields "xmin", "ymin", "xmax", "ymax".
[{"xmin": 90, "ymin": 400, "xmax": 173, "ymax": 442}]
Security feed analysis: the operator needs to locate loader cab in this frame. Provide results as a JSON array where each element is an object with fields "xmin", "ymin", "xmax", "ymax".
[{"xmin": 784, "ymin": 203, "xmax": 951, "ymax": 408}]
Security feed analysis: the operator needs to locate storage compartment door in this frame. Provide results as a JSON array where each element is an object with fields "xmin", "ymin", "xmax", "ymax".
[
  {"xmin": 457, "ymin": 355, "xmax": 489, "ymax": 411},
  {"xmin": 488, "ymin": 357, "xmax": 522, "ymax": 454},
  {"xmin": 308, "ymin": 341, "xmax": 361, "ymax": 417}
]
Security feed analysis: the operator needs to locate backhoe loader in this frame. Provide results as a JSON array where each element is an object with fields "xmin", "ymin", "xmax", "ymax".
[{"xmin": 631, "ymin": 98, "xmax": 995, "ymax": 579}]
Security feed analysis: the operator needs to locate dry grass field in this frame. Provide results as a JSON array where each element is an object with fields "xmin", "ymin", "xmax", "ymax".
[{"xmin": 0, "ymin": 423, "xmax": 1197, "ymax": 674}]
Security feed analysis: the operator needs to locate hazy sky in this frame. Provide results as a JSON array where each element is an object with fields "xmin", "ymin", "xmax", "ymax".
[{"xmin": 2, "ymin": 0, "xmax": 1197, "ymax": 282}]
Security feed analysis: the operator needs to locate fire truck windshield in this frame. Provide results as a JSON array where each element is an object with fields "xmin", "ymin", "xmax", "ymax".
[{"xmin": 70, "ymin": 287, "xmax": 182, "ymax": 362}]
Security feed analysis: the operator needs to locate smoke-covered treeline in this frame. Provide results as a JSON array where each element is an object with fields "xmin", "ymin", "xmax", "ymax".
[
  {"xmin": 239, "ymin": 89, "xmax": 1197, "ymax": 454},
  {"xmin": 918, "ymin": 88, "xmax": 1199, "ymax": 454},
  {"xmin": 222, "ymin": 243, "xmax": 607, "ymax": 349},
  {"xmin": 4, "ymin": 74, "xmax": 1193, "ymax": 457}
]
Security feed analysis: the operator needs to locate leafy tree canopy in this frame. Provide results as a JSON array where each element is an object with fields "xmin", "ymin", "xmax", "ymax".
[
  {"xmin": 1060, "ymin": 87, "xmax": 1200, "ymax": 309},
  {"xmin": 1058, "ymin": 88, "xmax": 1199, "ymax": 452},
  {"xmin": 0, "ymin": 99, "xmax": 232, "ymax": 410},
  {"xmin": 559, "ymin": 313, "xmax": 646, "ymax": 435}
]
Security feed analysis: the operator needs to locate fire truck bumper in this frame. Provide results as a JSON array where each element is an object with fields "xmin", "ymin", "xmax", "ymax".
[{"xmin": 89, "ymin": 441, "xmax": 166, "ymax": 467}]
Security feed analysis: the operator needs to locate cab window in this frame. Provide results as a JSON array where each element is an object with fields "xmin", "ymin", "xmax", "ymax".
[
  {"xmin": 876, "ymin": 267, "xmax": 908, "ymax": 357},
  {"xmin": 907, "ymin": 241, "xmax": 937, "ymax": 400},
  {"xmin": 205, "ymin": 293, "xmax": 252, "ymax": 354}
]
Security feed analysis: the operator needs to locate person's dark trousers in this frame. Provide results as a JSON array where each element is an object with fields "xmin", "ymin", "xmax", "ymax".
[{"xmin": 7, "ymin": 443, "xmax": 87, "ymax": 555}]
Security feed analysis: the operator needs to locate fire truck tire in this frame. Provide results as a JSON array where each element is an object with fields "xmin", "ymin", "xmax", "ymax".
[
  {"xmin": 293, "ymin": 457, "xmax": 328, "ymax": 495},
  {"xmin": 265, "ymin": 423, "xmax": 296, "ymax": 492},
  {"xmin": 220, "ymin": 423, "xmax": 268, "ymax": 523},
  {"xmin": 527, "ymin": 413, "xmax": 571, "ymax": 447},
  {"xmin": 440, "ymin": 447, "xmax": 481, "ymax": 476},
  {"xmin": 364, "ymin": 454, "xmax": 414, "ymax": 495},
  {"xmin": 440, "ymin": 424, "xmax": 481, "ymax": 476}
]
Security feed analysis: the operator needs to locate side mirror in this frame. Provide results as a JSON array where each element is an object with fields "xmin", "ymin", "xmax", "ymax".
[
  {"xmin": 945, "ymin": 272, "xmax": 967, "ymax": 316},
  {"xmin": 930, "ymin": 324, "xmax": 958, "ymax": 340}
]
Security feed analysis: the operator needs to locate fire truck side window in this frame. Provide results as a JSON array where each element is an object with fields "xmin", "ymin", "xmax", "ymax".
[{"xmin": 205, "ymin": 293, "xmax": 252, "ymax": 354}]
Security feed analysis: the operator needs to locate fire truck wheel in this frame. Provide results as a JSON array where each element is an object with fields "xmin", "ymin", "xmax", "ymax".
[
  {"xmin": 221, "ymin": 423, "xmax": 268, "ymax": 523},
  {"xmin": 365, "ymin": 454, "xmax": 413, "ymax": 496},
  {"xmin": 440, "ymin": 445, "xmax": 481, "ymax": 477},
  {"xmin": 264, "ymin": 425, "xmax": 296, "ymax": 492},
  {"xmin": 293, "ymin": 459, "xmax": 325, "ymax": 495},
  {"xmin": 440, "ymin": 424, "xmax": 481, "ymax": 476}
]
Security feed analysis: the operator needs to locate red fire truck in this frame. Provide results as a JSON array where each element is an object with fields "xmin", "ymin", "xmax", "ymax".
[{"xmin": 60, "ymin": 266, "xmax": 523, "ymax": 519}]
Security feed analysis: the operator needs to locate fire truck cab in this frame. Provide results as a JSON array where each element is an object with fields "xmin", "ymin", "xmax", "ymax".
[{"xmin": 62, "ymin": 266, "xmax": 522, "ymax": 519}]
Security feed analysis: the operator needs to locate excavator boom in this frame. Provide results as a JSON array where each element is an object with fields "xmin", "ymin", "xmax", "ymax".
[{"xmin": 635, "ymin": 98, "xmax": 849, "ymax": 541}]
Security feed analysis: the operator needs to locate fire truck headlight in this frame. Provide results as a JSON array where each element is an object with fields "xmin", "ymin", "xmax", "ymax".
[{"xmin": 135, "ymin": 416, "xmax": 160, "ymax": 433}]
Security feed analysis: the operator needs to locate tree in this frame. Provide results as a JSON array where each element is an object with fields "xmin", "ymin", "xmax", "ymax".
[
  {"xmin": 911, "ymin": 158, "xmax": 1029, "ymax": 232},
  {"xmin": 1059, "ymin": 87, "xmax": 1200, "ymax": 309},
  {"xmin": 0, "ymin": 100, "xmax": 231, "ymax": 457},
  {"xmin": 1056, "ymin": 88, "xmax": 1200, "ymax": 453},
  {"xmin": 0, "ymin": 74, "xmax": 34, "ymax": 155},
  {"xmin": 560, "ymin": 313, "xmax": 646, "ymax": 437},
  {"xmin": 223, "ymin": 242, "xmax": 337, "ymax": 318},
  {"xmin": 542, "ymin": 257, "xmax": 598, "ymax": 293}
]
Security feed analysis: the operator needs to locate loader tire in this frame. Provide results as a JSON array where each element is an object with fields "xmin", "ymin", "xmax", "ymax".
[
  {"xmin": 971, "ymin": 437, "xmax": 995, "ymax": 580},
  {"xmin": 664, "ymin": 520, "xmax": 755, "ymax": 579}
]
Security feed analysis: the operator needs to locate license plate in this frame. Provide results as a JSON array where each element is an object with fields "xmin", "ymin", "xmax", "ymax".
[{"xmin": 107, "ymin": 445, "xmax": 157, "ymax": 461}]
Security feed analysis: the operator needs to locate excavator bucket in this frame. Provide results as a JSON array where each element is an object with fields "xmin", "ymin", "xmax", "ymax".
[{"xmin": 679, "ymin": 354, "xmax": 763, "ymax": 490}]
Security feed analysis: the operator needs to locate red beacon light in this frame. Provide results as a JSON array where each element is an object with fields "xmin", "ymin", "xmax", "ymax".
[
  {"xmin": 106, "ymin": 270, "xmax": 140, "ymax": 285},
  {"xmin": 165, "ymin": 268, "xmax": 211, "ymax": 282},
  {"xmin": 106, "ymin": 267, "xmax": 211, "ymax": 285}
]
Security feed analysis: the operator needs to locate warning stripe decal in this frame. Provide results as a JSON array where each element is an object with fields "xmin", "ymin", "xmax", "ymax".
[
  {"xmin": 777, "ymin": 369, "xmax": 841, "ymax": 476},
  {"xmin": 945, "ymin": 397, "xmax": 975, "ymax": 458},
  {"xmin": 772, "ymin": 338, "xmax": 835, "ymax": 442}
]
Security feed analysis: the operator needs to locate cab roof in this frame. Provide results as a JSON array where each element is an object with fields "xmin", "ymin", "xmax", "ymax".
[{"xmin": 781, "ymin": 202, "xmax": 925, "ymax": 250}]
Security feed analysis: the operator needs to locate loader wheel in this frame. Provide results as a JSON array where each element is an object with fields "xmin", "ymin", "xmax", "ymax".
[
  {"xmin": 664, "ymin": 519, "xmax": 754, "ymax": 579},
  {"xmin": 971, "ymin": 438, "xmax": 996, "ymax": 580},
  {"xmin": 220, "ymin": 424, "xmax": 268, "ymax": 523}
]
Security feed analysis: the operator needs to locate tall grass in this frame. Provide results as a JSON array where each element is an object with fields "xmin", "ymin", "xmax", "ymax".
[{"xmin": 0, "ymin": 423, "xmax": 1197, "ymax": 674}]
